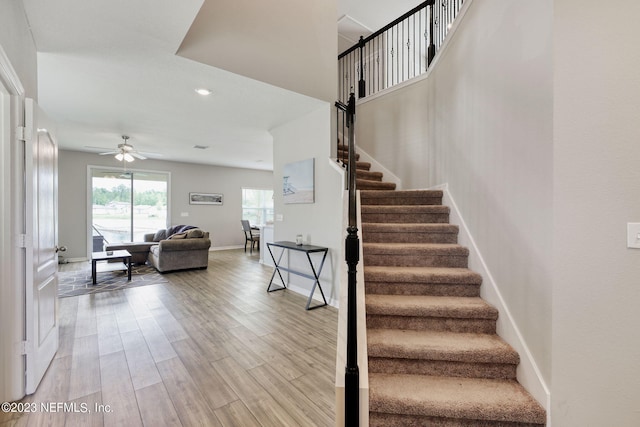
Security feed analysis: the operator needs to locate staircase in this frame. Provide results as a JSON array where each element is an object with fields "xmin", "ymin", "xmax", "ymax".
[{"xmin": 339, "ymin": 146, "xmax": 546, "ymax": 426}]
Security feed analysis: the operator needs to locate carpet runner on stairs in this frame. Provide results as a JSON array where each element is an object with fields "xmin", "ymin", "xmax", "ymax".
[{"xmin": 355, "ymin": 156, "xmax": 546, "ymax": 425}]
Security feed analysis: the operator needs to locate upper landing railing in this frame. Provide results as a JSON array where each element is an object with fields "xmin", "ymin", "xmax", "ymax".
[{"xmin": 338, "ymin": 0, "xmax": 465, "ymax": 102}]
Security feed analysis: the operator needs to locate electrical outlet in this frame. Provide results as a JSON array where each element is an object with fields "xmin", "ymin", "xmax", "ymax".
[{"xmin": 627, "ymin": 223, "xmax": 640, "ymax": 248}]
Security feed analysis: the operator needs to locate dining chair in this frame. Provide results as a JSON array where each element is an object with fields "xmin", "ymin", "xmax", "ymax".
[{"xmin": 241, "ymin": 220, "xmax": 260, "ymax": 254}]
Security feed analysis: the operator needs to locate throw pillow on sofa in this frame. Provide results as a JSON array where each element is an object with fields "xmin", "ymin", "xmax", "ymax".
[
  {"xmin": 185, "ymin": 228, "xmax": 204, "ymax": 238},
  {"xmin": 153, "ymin": 229, "xmax": 168, "ymax": 241},
  {"xmin": 153, "ymin": 225, "xmax": 199, "ymax": 241}
]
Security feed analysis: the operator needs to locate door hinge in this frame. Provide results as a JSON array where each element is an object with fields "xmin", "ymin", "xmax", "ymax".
[
  {"xmin": 16, "ymin": 126, "xmax": 26, "ymax": 141},
  {"xmin": 18, "ymin": 234, "xmax": 27, "ymax": 248},
  {"xmin": 19, "ymin": 340, "xmax": 31, "ymax": 355}
]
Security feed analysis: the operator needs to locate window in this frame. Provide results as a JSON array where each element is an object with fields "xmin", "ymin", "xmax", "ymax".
[
  {"xmin": 91, "ymin": 168, "xmax": 169, "ymax": 246},
  {"xmin": 242, "ymin": 188, "xmax": 274, "ymax": 226}
]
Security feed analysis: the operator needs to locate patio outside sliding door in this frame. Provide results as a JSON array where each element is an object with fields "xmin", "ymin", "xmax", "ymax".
[{"xmin": 91, "ymin": 168, "xmax": 169, "ymax": 248}]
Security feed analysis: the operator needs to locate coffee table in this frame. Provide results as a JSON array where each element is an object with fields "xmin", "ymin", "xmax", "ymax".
[{"xmin": 91, "ymin": 250, "xmax": 132, "ymax": 285}]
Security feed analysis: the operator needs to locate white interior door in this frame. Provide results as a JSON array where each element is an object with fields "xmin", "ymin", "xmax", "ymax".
[{"xmin": 24, "ymin": 98, "xmax": 59, "ymax": 394}]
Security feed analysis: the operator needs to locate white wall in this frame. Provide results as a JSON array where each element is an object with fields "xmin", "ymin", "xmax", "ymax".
[
  {"xmin": 58, "ymin": 150, "xmax": 273, "ymax": 259},
  {"xmin": 0, "ymin": 0, "xmax": 37, "ymax": 98},
  {"xmin": 552, "ymin": 1, "xmax": 640, "ymax": 425},
  {"xmin": 178, "ymin": 0, "xmax": 337, "ymax": 103},
  {"xmin": 357, "ymin": 0, "xmax": 553, "ymax": 392},
  {"xmin": 271, "ymin": 105, "xmax": 344, "ymax": 306}
]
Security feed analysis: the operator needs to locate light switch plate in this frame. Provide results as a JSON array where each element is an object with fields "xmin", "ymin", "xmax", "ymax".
[
  {"xmin": 180, "ymin": 212, "xmax": 189, "ymax": 217},
  {"xmin": 627, "ymin": 223, "xmax": 640, "ymax": 248},
  {"xmin": 276, "ymin": 214, "xmax": 283, "ymax": 221}
]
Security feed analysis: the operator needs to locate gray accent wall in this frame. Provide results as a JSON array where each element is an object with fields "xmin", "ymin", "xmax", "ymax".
[{"xmin": 58, "ymin": 149, "xmax": 273, "ymax": 259}]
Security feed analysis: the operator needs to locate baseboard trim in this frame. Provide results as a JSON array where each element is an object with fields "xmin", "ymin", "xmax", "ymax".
[
  {"xmin": 285, "ymin": 283, "xmax": 339, "ymax": 308},
  {"xmin": 432, "ymin": 183, "xmax": 551, "ymax": 422},
  {"xmin": 61, "ymin": 257, "xmax": 88, "ymax": 263},
  {"xmin": 209, "ymin": 245, "xmax": 244, "ymax": 251}
]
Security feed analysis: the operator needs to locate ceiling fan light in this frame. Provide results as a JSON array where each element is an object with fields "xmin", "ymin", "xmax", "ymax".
[
  {"xmin": 115, "ymin": 153, "xmax": 124, "ymax": 161},
  {"xmin": 123, "ymin": 153, "xmax": 135, "ymax": 162}
]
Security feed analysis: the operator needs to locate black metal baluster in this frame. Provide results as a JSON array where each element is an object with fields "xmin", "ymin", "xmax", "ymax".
[
  {"xmin": 396, "ymin": 25, "xmax": 400, "ymax": 85},
  {"xmin": 412, "ymin": 14, "xmax": 416, "ymax": 78},
  {"xmin": 369, "ymin": 37, "xmax": 372, "ymax": 97},
  {"xmin": 428, "ymin": 1, "xmax": 436, "ymax": 66},
  {"xmin": 418, "ymin": 10, "xmax": 422, "ymax": 73}
]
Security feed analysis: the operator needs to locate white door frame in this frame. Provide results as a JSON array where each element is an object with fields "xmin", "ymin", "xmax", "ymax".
[{"xmin": 0, "ymin": 45, "xmax": 27, "ymax": 403}]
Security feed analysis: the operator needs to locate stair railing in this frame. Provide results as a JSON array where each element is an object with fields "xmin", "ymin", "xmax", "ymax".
[
  {"xmin": 338, "ymin": 0, "xmax": 465, "ymax": 102},
  {"xmin": 336, "ymin": 92, "xmax": 359, "ymax": 426}
]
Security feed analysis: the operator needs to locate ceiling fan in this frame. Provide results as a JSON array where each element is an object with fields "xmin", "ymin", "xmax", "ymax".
[{"xmin": 98, "ymin": 135, "xmax": 147, "ymax": 162}]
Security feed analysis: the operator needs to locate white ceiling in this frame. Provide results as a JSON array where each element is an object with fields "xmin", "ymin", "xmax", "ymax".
[{"xmin": 22, "ymin": 0, "xmax": 423, "ymax": 171}]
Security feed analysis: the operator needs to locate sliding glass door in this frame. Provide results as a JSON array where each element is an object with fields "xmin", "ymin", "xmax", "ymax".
[{"xmin": 91, "ymin": 168, "xmax": 169, "ymax": 248}]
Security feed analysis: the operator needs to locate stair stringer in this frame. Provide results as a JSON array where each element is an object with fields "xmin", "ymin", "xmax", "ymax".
[
  {"xmin": 355, "ymin": 144, "xmax": 402, "ymax": 190},
  {"xmin": 430, "ymin": 183, "xmax": 551, "ymax": 425}
]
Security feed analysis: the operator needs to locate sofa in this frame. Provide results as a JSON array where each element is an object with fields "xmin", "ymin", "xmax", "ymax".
[
  {"xmin": 105, "ymin": 225, "xmax": 211, "ymax": 272},
  {"xmin": 145, "ymin": 226, "xmax": 211, "ymax": 273},
  {"xmin": 104, "ymin": 241, "xmax": 156, "ymax": 264}
]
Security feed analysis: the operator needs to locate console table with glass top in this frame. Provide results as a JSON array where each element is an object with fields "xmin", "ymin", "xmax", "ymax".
[{"xmin": 266, "ymin": 241, "xmax": 329, "ymax": 310}]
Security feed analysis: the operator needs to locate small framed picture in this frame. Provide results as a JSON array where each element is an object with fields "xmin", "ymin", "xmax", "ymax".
[{"xmin": 189, "ymin": 192, "xmax": 223, "ymax": 205}]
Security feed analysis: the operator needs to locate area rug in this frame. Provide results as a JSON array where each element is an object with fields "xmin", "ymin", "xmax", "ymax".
[{"xmin": 58, "ymin": 264, "xmax": 168, "ymax": 298}]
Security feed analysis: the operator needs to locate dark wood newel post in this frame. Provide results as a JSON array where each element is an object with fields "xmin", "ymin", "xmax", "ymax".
[{"xmin": 344, "ymin": 92, "xmax": 360, "ymax": 426}]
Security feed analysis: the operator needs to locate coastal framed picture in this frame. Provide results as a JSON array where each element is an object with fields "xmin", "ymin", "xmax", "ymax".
[{"xmin": 283, "ymin": 158, "xmax": 314, "ymax": 204}]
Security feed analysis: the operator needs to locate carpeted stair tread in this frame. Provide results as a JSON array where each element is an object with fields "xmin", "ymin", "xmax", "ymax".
[
  {"xmin": 356, "ymin": 170, "xmax": 384, "ymax": 181},
  {"xmin": 363, "ymin": 223, "xmax": 458, "ymax": 233},
  {"xmin": 362, "ymin": 223, "xmax": 459, "ymax": 242},
  {"xmin": 367, "ymin": 329, "xmax": 519, "ymax": 364},
  {"xmin": 363, "ymin": 242, "xmax": 469, "ymax": 256},
  {"xmin": 361, "ymin": 205, "xmax": 449, "ymax": 214},
  {"xmin": 357, "ymin": 179, "xmax": 397, "ymax": 190},
  {"xmin": 366, "ymin": 294, "xmax": 498, "ymax": 320},
  {"xmin": 365, "ymin": 266, "xmax": 482, "ymax": 285},
  {"xmin": 363, "ymin": 243, "xmax": 469, "ymax": 268},
  {"xmin": 364, "ymin": 266, "xmax": 482, "ymax": 297},
  {"xmin": 355, "ymin": 161, "xmax": 371, "ymax": 170},
  {"xmin": 369, "ymin": 373, "xmax": 546, "ymax": 425},
  {"xmin": 362, "ymin": 205, "xmax": 450, "ymax": 224},
  {"xmin": 361, "ymin": 189, "xmax": 444, "ymax": 205}
]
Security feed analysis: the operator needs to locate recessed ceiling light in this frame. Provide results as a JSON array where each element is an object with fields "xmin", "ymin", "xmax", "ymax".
[
  {"xmin": 193, "ymin": 145, "xmax": 209, "ymax": 150},
  {"xmin": 195, "ymin": 88, "xmax": 212, "ymax": 96}
]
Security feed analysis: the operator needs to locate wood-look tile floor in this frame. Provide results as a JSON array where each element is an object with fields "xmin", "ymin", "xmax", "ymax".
[{"xmin": 0, "ymin": 249, "xmax": 338, "ymax": 427}]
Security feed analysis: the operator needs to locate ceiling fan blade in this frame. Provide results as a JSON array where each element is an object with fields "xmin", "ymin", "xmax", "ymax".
[
  {"xmin": 99, "ymin": 151, "xmax": 119, "ymax": 155},
  {"xmin": 85, "ymin": 146, "xmax": 114, "ymax": 151},
  {"xmin": 131, "ymin": 152, "xmax": 147, "ymax": 160},
  {"xmin": 138, "ymin": 151, "xmax": 162, "ymax": 157}
]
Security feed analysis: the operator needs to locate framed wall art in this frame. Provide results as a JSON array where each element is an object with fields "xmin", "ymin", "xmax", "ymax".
[
  {"xmin": 283, "ymin": 158, "xmax": 314, "ymax": 204},
  {"xmin": 189, "ymin": 192, "xmax": 223, "ymax": 205}
]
